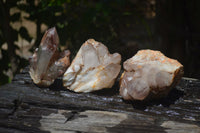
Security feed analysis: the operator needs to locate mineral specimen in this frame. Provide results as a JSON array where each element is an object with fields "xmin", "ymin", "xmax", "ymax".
[
  {"xmin": 29, "ymin": 27, "xmax": 70, "ymax": 87},
  {"xmin": 120, "ymin": 50, "xmax": 184, "ymax": 100},
  {"xmin": 63, "ymin": 39, "xmax": 121, "ymax": 92}
]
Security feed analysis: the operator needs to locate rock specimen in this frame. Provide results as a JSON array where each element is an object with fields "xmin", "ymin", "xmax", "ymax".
[
  {"xmin": 120, "ymin": 50, "xmax": 184, "ymax": 100},
  {"xmin": 29, "ymin": 27, "xmax": 70, "ymax": 87},
  {"xmin": 63, "ymin": 39, "xmax": 121, "ymax": 92}
]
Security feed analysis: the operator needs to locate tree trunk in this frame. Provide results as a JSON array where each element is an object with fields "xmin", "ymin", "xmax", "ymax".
[
  {"xmin": 0, "ymin": 0, "xmax": 18, "ymax": 74},
  {"xmin": 156, "ymin": 0, "xmax": 200, "ymax": 78},
  {"xmin": 156, "ymin": 0, "xmax": 186, "ymax": 63}
]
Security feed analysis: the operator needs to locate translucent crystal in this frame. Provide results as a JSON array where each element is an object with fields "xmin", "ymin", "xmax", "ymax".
[
  {"xmin": 63, "ymin": 39, "xmax": 121, "ymax": 92},
  {"xmin": 120, "ymin": 50, "xmax": 184, "ymax": 100},
  {"xmin": 29, "ymin": 27, "xmax": 70, "ymax": 87}
]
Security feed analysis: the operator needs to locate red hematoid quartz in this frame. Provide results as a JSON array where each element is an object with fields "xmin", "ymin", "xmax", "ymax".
[{"xmin": 29, "ymin": 27, "xmax": 70, "ymax": 87}]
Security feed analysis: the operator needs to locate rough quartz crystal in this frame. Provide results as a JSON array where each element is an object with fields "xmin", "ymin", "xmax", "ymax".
[
  {"xmin": 29, "ymin": 27, "xmax": 70, "ymax": 87},
  {"xmin": 120, "ymin": 50, "xmax": 184, "ymax": 100},
  {"xmin": 63, "ymin": 39, "xmax": 121, "ymax": 92}
]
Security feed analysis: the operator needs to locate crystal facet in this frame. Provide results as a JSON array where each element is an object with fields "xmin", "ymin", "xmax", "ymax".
[
  {"xmin": 63, "ymin": 39, "xmax": 121, "ymax": 92},
  {"xmin": 120, "ymin": 50, "xmax": 184, "ymax": 100},
  {"xmin": 29, "ymin": 27, "xmax": 70, "ymax": 87}
]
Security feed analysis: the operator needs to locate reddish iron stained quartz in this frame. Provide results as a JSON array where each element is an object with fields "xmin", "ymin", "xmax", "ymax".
[
  {"xmin": 29, "ymin": 27, "xmax": 70, "ymax": 87},
  {"xmin": 120, "ymin": 50, "xmax": 184, "ymax": 100}
]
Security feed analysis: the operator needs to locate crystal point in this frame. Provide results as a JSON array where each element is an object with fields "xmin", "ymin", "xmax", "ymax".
[
  {"xmin": 63, "ymin": 39, "xmax": 121, "ymax": 92},
  {"xmin": 29, "ymin": 27, "xmax": 70, "ymax": 87}
]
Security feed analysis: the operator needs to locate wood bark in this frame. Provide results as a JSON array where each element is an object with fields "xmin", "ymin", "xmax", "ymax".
[
  {"xmin": 156, "ymin": 0, "xmax": 200, "ymax": 78},
  {"xmin": 0, "ymin": 67, "xmax": 200, "ymax": 132}
]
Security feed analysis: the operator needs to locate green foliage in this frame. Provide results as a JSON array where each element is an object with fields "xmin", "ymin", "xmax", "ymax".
[
  {"xmin": 0, "ymin": 0, "xmax": 30, "ymax": 85},
  {"xmin": 18, "ymin": 0, "xmax": 143, "ymax": 54},
  {"xmin": 0, "ymin": 0, "xmax": 151, "ymax": 86}
]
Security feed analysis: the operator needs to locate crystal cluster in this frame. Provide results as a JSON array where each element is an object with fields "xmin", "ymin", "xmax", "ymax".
[
  {"xmin": 63, "ymin": 39, "xmax": 121, "ymax": 92},
  {"xmin": 120, "ymin": 50, "xmax": 184, "ymax": 100},
  {"xmin": 29, "ymin": 27, "xmax": 184, "ymax": 101},
  {"xmin": 29, "ymin": 27, "xmax": 70, "ymax": 87}
]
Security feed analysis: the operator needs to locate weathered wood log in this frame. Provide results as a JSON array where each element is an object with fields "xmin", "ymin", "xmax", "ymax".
[{"xmin": 0, "ymin": 66, "xmax": 200, "ymax": 133}]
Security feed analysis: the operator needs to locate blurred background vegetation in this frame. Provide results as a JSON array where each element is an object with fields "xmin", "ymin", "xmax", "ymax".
[{"xmin": 0, "ymin": 0, "xmax": 200, "ymax": 86}]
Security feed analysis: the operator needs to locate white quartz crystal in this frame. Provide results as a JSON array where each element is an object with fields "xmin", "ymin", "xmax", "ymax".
[
  {"xmin": 120, "ymin": 50, "xmax": 184, "ymax": 100},
  {"xmin": 63, "ymin": 39, "xmax": 121, "ymax": 92}
]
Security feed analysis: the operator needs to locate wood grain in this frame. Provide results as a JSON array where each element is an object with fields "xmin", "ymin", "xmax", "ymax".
[{"xmin": 0, "ymin": 67, "xmax": 200, "ymax": 133}]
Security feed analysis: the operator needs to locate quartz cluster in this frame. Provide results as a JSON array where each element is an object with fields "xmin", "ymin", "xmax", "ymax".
[
  {"xmin": 119, "ymin": 50, "xmax": 184, "ymax": 100},
  {"xmin": 29, "ymin": 27, "xmax": 70, "ymax": 87},
  {"xmin": 63, "ymin": 39, "xmax": 121, "ymax": 92},
  {"xmin": 29, "ymin": 28, "xmax": 184, "ymax": 101}
]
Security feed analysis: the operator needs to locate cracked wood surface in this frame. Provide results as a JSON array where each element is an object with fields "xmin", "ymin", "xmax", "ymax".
[{"xmin": 0, "ymin": 67, "xmax": 200, "ymax": 133}]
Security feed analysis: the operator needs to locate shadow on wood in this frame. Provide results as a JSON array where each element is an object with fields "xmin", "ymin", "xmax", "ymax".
[{"xmin": 0, "ymin": 67, "xmax": 200, "ymax": 132}]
